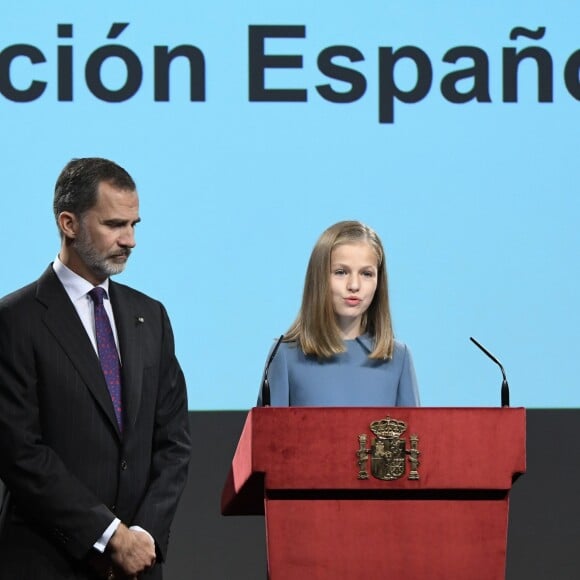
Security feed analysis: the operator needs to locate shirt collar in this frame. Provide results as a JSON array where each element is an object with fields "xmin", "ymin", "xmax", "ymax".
[{"xmin": 53, "ymin": 255, "xmax": 110, "ymax": 301}]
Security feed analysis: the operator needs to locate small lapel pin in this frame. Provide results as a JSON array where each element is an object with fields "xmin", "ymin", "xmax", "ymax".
[{"xmin": 136, "ymin": 316, "xmax": 145, "ymax": 324}]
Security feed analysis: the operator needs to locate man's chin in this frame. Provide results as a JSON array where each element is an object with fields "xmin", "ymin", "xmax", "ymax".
[
  {"xmin": 107, "ymin": 264, "xmax": 127, "ymax": 276},
  {"xmin": 94, "ymin": 261, "xmax": 127, "ymax": 278}
]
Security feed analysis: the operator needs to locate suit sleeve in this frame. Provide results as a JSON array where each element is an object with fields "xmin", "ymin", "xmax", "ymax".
[
  {"xmin": 128, "ymin": 303, "xmax": 191, "ymax": 561},
  {"xmin": 0, "ymin": 300, "xmax": 115, "ymax": 559}
]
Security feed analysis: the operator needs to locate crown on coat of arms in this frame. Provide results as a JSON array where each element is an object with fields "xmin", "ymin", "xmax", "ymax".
[{"xmin": 369, "ymin": 417, "xmax": 407, "ymax": 439}]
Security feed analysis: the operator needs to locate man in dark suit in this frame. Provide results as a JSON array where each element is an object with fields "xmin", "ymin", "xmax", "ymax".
[{"xmin": 0, "ymin": 158, "xmax": 191, "ymax": 579}]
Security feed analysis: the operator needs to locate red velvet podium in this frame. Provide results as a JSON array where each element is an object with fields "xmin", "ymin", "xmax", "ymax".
[{"xmin": 221, "ymin": 407, "xmax": 526, "ymax": 580}]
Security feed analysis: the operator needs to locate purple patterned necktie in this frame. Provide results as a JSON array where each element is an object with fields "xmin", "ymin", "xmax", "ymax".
[{"xmin": 89, "ymin": 287, "xmax": 123, "ymax": 430}]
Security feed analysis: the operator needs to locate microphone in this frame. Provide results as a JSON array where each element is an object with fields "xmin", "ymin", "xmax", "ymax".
[
  {"xmin": 260, "ymin": 335, "xmax": 284, "ymax": 407},
  {"xmin": 469, "ymin": 337, "xmax": 510, "ymax": 407}
]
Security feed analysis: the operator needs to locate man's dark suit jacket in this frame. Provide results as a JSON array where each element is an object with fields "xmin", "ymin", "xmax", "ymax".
[{"xmin": 0, "ymin": 266, "xmax": 191, "ymax": 579}]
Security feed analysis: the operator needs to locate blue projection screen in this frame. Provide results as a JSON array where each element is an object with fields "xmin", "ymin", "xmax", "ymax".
[{"xmin": 1, "ymin": 1, "xmax": 578, "ymax": 409}]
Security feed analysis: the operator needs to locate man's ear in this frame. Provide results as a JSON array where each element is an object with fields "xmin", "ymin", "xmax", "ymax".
[{"xmin": 58, "ymin": 211, "xmax": 79, "ymax": 240}]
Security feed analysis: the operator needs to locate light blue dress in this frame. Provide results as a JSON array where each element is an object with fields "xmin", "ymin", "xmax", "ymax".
[{"xmin": 258, "ymin": 335, "xmax": 420, "ymax": 407}]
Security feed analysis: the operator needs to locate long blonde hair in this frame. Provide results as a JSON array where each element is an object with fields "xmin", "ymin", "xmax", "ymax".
[{"xmin": 285, "ymin": 221, "xmax": 394, "ymax": 359}]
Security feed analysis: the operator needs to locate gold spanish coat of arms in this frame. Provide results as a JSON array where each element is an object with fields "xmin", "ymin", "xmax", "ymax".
[{"xmin": 356, "ymin": 416, "xmax": 420, "ymax": 481}]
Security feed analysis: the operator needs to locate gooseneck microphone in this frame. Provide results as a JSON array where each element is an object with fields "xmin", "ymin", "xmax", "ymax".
[
  {"xmin": 260, "ymin": 335, "xmax": 285, "ymax": 407},
  {"xmin": 470, "ymin": 337, "xmax": 510, "ymax": 407}
]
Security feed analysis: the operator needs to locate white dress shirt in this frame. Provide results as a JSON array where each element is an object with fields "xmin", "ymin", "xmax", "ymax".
[
  {"xmin": 52, "ymin": 257, "xmax": 120, "ymax": 357},
  {"xmin": 52, "ymin": 257, "xmax": 153, "ymax": 553}
]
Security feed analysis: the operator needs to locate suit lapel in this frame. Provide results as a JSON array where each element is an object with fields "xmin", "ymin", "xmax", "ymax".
[
  {"xmin": 109, "ymin": 282, "xmax": 144, "ymax": 431},
  {"xmin": 36, "ymin": 266, "xmax": 121, "ymax": 437}
]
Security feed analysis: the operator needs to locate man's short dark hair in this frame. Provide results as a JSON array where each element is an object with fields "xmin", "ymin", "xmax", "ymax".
[{"xmin": 53, "ymin": 158, "xmax": 136, "ymax": 224}]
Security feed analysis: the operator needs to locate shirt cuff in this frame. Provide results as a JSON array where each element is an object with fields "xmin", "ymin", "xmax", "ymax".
[{"xmin": 93, "ymin": 518, "xmax": 121, "ymax": 553}]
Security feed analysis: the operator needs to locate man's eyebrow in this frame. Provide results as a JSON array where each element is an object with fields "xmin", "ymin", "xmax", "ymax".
[{"xmin": 102, "ymin": 217, "xmax": 142, "ymax": 226}]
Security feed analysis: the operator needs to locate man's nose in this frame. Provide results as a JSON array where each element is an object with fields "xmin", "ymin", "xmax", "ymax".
[{"xmin": 119, "ymin": 228, "xmax": 136, "ymax": 248}]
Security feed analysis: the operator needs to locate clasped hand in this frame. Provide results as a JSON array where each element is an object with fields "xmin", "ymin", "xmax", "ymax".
[{"xmin": 107, "ymin": 523, "xmax": 156, "ymax": 577}]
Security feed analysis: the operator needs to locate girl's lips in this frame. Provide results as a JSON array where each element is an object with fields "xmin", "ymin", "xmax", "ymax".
[{"xmin": 345, "ymin": 297, "xmax": 361, "ymax": 306}]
